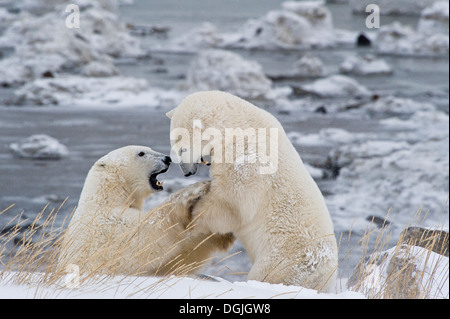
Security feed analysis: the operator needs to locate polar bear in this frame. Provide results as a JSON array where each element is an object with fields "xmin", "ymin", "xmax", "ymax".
[
  {"xmin": 59, "ymin": 145, "xmax": 234, "ymax": 277},
  {"xmin": 167, "ymin": 91, "xmax": 338, "ymax": 292}
]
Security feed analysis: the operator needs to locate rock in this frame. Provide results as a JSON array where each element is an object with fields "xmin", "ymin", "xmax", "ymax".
[
  {"xmin": 375, "ymin": 22, "xmax": 449, "ymax": 56},
  {"xmin": 417, "ymin": 1, "xmax": 449, "ymax": 35},
  {"xmin": 400, "ymin": 227, "xmax": 449, "ymax": 257},
  {"xmin": 349, "ymin": 0, "xmax": 440, "ymax": 16},
  {"xmin": 9, "ymin": 134, "xmax": 69, "ymax": 160},
  {"xmin": 356, "ymin": 33, "xmax": 371, "ymax": 47},
  {"xmin": 184, "ymin": 49, "xmax": 276, "ymax": 100},
  {"xmin": 340, "ymin": 54, "xmax": 393, "ymax": 76},
  {"xmin": 294, "ymin": 54, "xmax": 327, "ymax": 78}
]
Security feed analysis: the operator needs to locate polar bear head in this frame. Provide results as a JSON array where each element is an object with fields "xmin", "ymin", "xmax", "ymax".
[
  {"xmin": 167, "ymin": 91, "xmax": 281, "ymax": 176},
  {"xmin": 93, "ymin": 145, "xmax": 172, "ymax": 197}
]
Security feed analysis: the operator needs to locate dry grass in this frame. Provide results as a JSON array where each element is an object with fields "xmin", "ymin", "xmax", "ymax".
[{"xmin": 0, "ymin": 200, "xmax": 231, "ymax": 296}]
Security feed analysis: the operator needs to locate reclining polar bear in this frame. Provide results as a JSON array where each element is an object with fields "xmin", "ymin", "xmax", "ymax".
[
  {"xmin": 167, "ymin": 91, "xmax": 338, "ymax": 292},
  {"xmin": 59, "ymin": 145, "xmax": 234, "ymax": 277}
]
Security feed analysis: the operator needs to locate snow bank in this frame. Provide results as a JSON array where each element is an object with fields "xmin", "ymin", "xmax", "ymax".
[
  {"xmin": 11, "ymin": 75, "xmax": 184, "ymax": 108},
  {"xmin": 326, "ymin": 107, "xmax": 449, "ymax": 233},
  {"xmin": 184, "ymin": 49, "xmax": 287, "ymax": 101},
  {"xmin": 300, "ymin": 75, "xmax": 372, "ymax": 98},
  {"xmin": 294, "ymin": 54, "xmax": 327, "ymax": 78},
  {"xmin": 0, "ymin": 273, "xmax": 365, "ymax": 299},
  {"xmin": 349, "ymin": 0, "xmax": 440, "ymax": 16},
  {"xmin": 9, "ymin": 134, "xmax": 68, "ymax": 160},
  {"xmin": 339, "ymin": 54, "xmax": 393, "ymax": 76}
]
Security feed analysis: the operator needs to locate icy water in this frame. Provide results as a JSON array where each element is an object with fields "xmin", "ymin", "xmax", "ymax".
[{"xmin": 0, "ymin": 0, "xmax": 448, "ymax": 281}]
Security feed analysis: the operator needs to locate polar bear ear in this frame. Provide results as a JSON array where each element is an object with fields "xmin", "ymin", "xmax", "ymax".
[{"xmin": 166, "ymin": 109, "xmax": 175, "ymax": 119}]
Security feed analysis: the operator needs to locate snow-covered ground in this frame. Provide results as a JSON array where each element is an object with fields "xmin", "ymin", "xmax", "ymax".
[
  {"xmin": 0, "ymin": 0, "xmax": 448, "ymax": 299},
  {"xmin": 0, "ymin": 273, "xmax": 364, "ymax": 299}
]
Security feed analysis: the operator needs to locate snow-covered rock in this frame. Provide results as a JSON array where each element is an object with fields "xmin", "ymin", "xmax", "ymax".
[
  {"xmin": 11, "ymin": 76, "xmax": 184, "ymax": 108},
  {"xmin": 167, "ymin": 22, "xmax": 223, "ymax": 52},
  {"xmin": 294, "ymin": 54, "xmax": 327, "ymax": 77},
  {"xmin": 184, "ymin": 49, "xmax": 286, "ymax": 101},
  {"xmin": 357, "ymin": 96, "xmax": 436, "ymax": 116},
  {"xmin": 300, "ymin": 75, "xmax": 372, "ymax": 98},
  {"xmin": 9, "ymin": 134, "xmax": 68, "ymax": 160},
  {"xmin": 0, "ymin": 272, "xmax": 365, "ymax": 299},
  {"xmin": 348, "ymin": 243, "xmax": 448, "ymax": 299},
  {"xmin": 417, "ymin": 1, "xmax": 449, "ymax": 35},
  {"xmin": 326, "ymin": 108, "xmax": 449, "ymax": 233},
  {"xmin": 340, "ymin": 54, "xmax": 393, "ymax": 75}
]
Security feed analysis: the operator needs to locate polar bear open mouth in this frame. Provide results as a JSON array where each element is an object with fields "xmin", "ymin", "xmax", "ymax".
[{"xmin": 149, "ymin": 168, "xmax": 168, "ymax": 191}]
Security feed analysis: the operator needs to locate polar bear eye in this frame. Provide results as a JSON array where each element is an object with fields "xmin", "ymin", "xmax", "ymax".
[{"xmin": 138, "ymin": 151, "xmax": 146, "ymax": 157}]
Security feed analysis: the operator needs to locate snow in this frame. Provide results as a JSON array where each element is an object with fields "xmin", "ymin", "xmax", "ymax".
[
  {"xmin": 0, "ymin": 4, "xmax": 143, "ymax": 86},
  {"xmin": 184, "ymin": 49, "xmax": 286, "ymax": 101},
  {"xmin": 300, "ymin": 75, "xmax": 372, "ymax": 98},
  {"xmin": 417, "ymin": 1, "xmax": 449, "ymax": 35},
  {"xmin": 10, "ymin": 76, "xmax": 185, "ymax": 108},
  {"xmin": 220, "ymin": 1, "xmax": 341, "ymax": 50},
  {"xmin": 349, "ymin": 0, "xmax": 440, "ymax": 16},
  {"xmin": 294, "ymin": 54, "xmax": 328, "ymax": 78},
  {"xmin": 0, "ymin": 273, "xmax": 364, "ymax": 299},
  {"xmin": 9, "ymin": 134, "xmax": 68, "ymax": 160},
  {"xmin": 348, "ymin": 245, "xmax": 449, "ymax": 299},
  {"xmin": 339, "ymin": 54, "xmax": 393, "ymax": 76},
  {"xmin": 375, "ymin": 22, "xmax": 449, "ymax": 57}
]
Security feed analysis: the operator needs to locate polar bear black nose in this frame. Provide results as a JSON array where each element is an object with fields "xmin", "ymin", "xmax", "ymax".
[{"xmin": 162, "ymin": 156, "xmax": 172, "ymax": 166}]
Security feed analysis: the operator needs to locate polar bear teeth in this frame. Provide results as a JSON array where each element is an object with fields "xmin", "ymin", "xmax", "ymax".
[{"xmin": 156, "ymin": 181, "xmax": 163, "ymax": 187}]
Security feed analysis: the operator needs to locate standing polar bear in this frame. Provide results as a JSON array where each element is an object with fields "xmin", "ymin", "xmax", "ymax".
[
  {"xmin": 59, "ymin": 145, "xmax": 234, "ymax": 277},
  {"xmin": 167, "ymin": 91, "xmax": 338, "ymax": 292}
]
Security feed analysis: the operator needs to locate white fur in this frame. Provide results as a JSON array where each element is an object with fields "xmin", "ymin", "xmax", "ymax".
[{"xmin": 168, "ymin": 91, "xmax": 338, "ymax": 292}]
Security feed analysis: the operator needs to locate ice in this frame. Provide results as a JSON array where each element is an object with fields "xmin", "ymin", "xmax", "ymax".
[
  {"xmin": 339, "ymin": 54, "xmax": 393, "ymax": 76},
  {"xmin": 300, "ymin": 75, "xmax": 372, "ymax": 98},
  {"xmin": 348, "ymin": 245, "xmax": 449, "ymax": 299},
  {"xmin": 184, "ymin": 49, "xmax": 285, "ymax": 101},
  {"xmin": 9, "ymin": 134, "xmax": 69, "ymax": 160}
]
